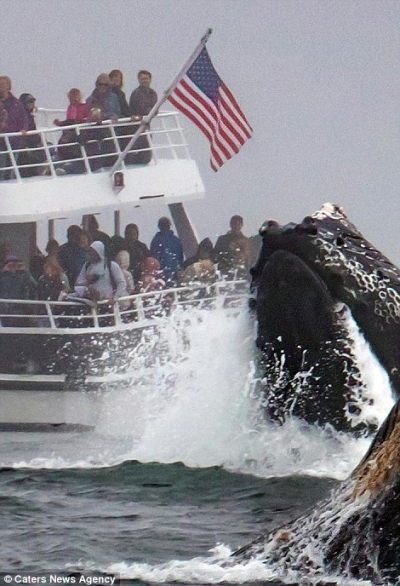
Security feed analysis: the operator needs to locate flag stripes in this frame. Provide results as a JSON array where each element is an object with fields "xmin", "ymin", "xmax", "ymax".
[{"xmin": 168, "ymin": 47, "xmax": 252, "ymax": 171}]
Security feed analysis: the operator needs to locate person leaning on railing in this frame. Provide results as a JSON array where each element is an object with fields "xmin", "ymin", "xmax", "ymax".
[
  {"xmin": 84, "ymin": 74, "xmax": 121, "ymax": 170},
  {"xmin": 54, "ymin": 88, "xmax": 90, "ymax": 127},
  {"xmin": 124, "ymin": 69, "xmax": 158, "ymax": 165},
  {"xmin": 37, "ymin": 257, "xmax": 70, "ymax": 302},
  {"xmin": 75, "ymin": 241, "xmax": 127, "ymax": 305},
  {"xmin": 0, "ymin": 75, "xmax": 29, "ymax": 180},
  {"xmin": 52, "ymin": 88, "xmax": 90, "ymax": 174}
]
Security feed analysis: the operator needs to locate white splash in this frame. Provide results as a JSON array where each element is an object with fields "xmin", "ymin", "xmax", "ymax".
[
  {"xmin": 91, "ymin": 543, "xmax": 371, "ymax": 585},
  {"xmin": 0, "ymin": 305, "xmax": 393, "ymax": 481}
]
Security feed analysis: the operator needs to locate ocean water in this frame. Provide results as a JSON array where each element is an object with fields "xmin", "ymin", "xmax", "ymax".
[{"xmin": 0, "ymin": 306, "xmax": 394, "ymax": 584}]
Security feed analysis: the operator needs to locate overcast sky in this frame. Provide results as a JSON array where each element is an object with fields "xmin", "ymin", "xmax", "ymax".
[{"xmin": 2, "ymin": 0, "xmax": 400, "ymax": 263}]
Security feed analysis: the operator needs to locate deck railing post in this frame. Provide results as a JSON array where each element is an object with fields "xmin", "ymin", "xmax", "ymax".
[
  {"xmin": 162, "ymin": 115, "xmax": 178, "ymax": 160},
  {"xmin": 135, "ymin": 295, "xmax": 145, "ymax": 322},
  {"xmin": 76, "ymin": 127, "xmax": 92, "ymax": 174},
  {"xmin": 92, "ymin": 307, "xmax": 99, "ymax": 328},
  {"xmin": 113, "ymin": 301, "xmax": 122, "ymax": 326},
  {"xmin": 42, "ymin": 138, "xmax": 58, "ymax": 176},
  {"xmin": 175, "ymin": 112, "xmax": 190, "ymax": 159},
  {"xmin": 5, "ymin": 136, "xmax": 21, "ymax": 181},
  {"xmin": 46, "ymin": 302, "xmax": 56, "ymax": 328}
]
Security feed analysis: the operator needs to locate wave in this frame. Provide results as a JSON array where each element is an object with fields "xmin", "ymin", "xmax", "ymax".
[{"xmin": 82, "ymin": 544, "xmax": 368, "ymax": 585}]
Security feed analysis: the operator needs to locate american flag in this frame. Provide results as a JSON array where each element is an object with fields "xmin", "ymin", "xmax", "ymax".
[{"xmin": 168, "ymin": 47, "xmax": 253, "ymax": 172}]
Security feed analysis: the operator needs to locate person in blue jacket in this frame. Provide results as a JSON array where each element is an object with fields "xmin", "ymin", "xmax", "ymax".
[{"xmin": 150, "ymin": 217, "xmax": 183, "ymax": 284}]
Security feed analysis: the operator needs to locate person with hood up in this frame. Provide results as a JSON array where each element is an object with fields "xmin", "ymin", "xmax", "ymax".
[{"xmin": 75, "ymin": 241, "xmax": 127, "ymax": 303}]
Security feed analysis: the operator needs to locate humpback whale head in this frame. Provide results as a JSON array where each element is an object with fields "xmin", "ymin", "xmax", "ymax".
[
  {"xmin": 235, "ymin": 204, "xmax": 400, "ymax": 579},
  {"xmin": 252, "ymin": 203, "xmax": 400, "ymax": 398}
]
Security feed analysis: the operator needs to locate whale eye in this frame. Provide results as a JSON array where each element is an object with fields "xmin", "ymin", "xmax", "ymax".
[
  {"xmin": 307, "ymin": 224, "xmax": 318, "ymax": 235},
  {"xmin": 336, "ymin": 236, "xmax": 345, "ymax": 247},
  {"xmin": 301, "ymin": 216, "xmax": 317, "ymax": 234},
  {"xmin": 296, "ymin": 217, "xmax": 318, "ymax": 235}
]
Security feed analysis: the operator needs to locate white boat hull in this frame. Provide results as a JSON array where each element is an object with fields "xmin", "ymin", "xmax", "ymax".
[{"xmin": 0, "ymin": 283, "xmax": 249, "ymax": 431}]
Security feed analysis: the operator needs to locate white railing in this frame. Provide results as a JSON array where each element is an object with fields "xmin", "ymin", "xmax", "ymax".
[
  {"xmin": 0, "ymin": 110, "xmax": 191, "ymax": 181},
  {"xmin": 0, "ymin": 280, "xmax": 249, "ymax": 330}
]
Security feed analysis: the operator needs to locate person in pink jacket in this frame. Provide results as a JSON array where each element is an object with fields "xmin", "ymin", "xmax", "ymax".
[{"xmin": 54, "ymin": 88, "xmax": 89, "ymax": 126}]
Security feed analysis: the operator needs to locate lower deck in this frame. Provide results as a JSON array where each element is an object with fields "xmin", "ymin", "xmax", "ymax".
[{"xmin": 0, "ymin": 281, "xmax": 249, "ymax": 431}]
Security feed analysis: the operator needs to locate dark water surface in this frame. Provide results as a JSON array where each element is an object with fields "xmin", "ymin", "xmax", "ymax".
[
  {"xmin": 0, "ymin": 460, "xmax": 335, "ymax": 577},
  {"xmin": 0, "ymin": 309, "xmax": 391, "ymax": 584}
]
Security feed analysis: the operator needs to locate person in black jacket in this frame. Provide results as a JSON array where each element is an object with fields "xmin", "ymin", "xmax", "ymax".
[
  {"xmin": 124, "ymin": 223, "xmax": 150, "ymax": 283},
  {"xmin": 0, "ymin": 254, "xmax": 37, "ymax": 326},
  {"xmin": 58, "ymin": 225, "xmax": 86, "ymax": 288},
  {"xmin": 18, "ymin": 93, "xmax": 46, "ymax": 177}
]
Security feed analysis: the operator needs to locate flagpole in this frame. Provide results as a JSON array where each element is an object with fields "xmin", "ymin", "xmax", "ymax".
[{"xmin": 109, "ymin": 28, "xmax": 212, "ymax": 176}]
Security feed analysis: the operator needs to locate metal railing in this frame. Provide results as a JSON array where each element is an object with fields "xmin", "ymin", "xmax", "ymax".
[
  {"xmin": 0, "ymin": 280, "xmax": 249, "ymax": 330},
  {"xmin": 0, "ymin": 110, "xmax": 191, "ymax": 181}
]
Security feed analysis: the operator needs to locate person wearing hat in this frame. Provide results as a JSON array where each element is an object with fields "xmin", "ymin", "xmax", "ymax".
[
  {"xmin": 0, "ymin": 254, "xmax": 37, "ymax": 326},
  {"xmin": 18, "ymin": 92, "xmax": 46, "ymax": 177},
  {"xmin": 75, "ymin": 241, "xmax": 127, "ymax": 304}
]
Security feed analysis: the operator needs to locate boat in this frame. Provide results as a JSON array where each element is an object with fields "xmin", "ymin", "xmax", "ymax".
[{"xmin": 0, "ymin": 110, "xmax": 249, "ymax": 432}]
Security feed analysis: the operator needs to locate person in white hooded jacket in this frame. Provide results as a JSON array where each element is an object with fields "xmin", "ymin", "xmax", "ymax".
[{"xmin": 75, "ymin": 240, "xmax": 127, "ymax": 303}]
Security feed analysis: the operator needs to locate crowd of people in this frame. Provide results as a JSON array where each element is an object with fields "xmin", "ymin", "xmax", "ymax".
[
  {"xmin": 0, "ymin": 71, "xmax": 264, "ymax": 323},
  {"xmin": 0, "ymin": 214, "xmax": 261, "ymax": 319},
  {"xmin": 0, "ymin": 69, "xmax": 159, "ymax": 179}
]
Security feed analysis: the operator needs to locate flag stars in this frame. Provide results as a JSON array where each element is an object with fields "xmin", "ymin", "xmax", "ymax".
[{"xmin": 187, "ymin": 48, "xmax": 221, "ymax": 103}]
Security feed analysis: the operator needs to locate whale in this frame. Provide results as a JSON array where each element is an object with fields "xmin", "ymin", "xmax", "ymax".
[
  {"xmin": 251, "ymin": 203, "xmax": 400, "ymax": 433},
  {"xmin": 233, "ymin": 204, "xmax": 400, "ymax": 580},
  {"xmin": 234, "ymin": 398, "xmax": 400, "ymax": 582}
]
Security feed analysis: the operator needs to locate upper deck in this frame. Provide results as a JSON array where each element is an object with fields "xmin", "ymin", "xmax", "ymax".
[{"xmin": 0, "ymin": 109, "xmax": 205, "ymax": 223}]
